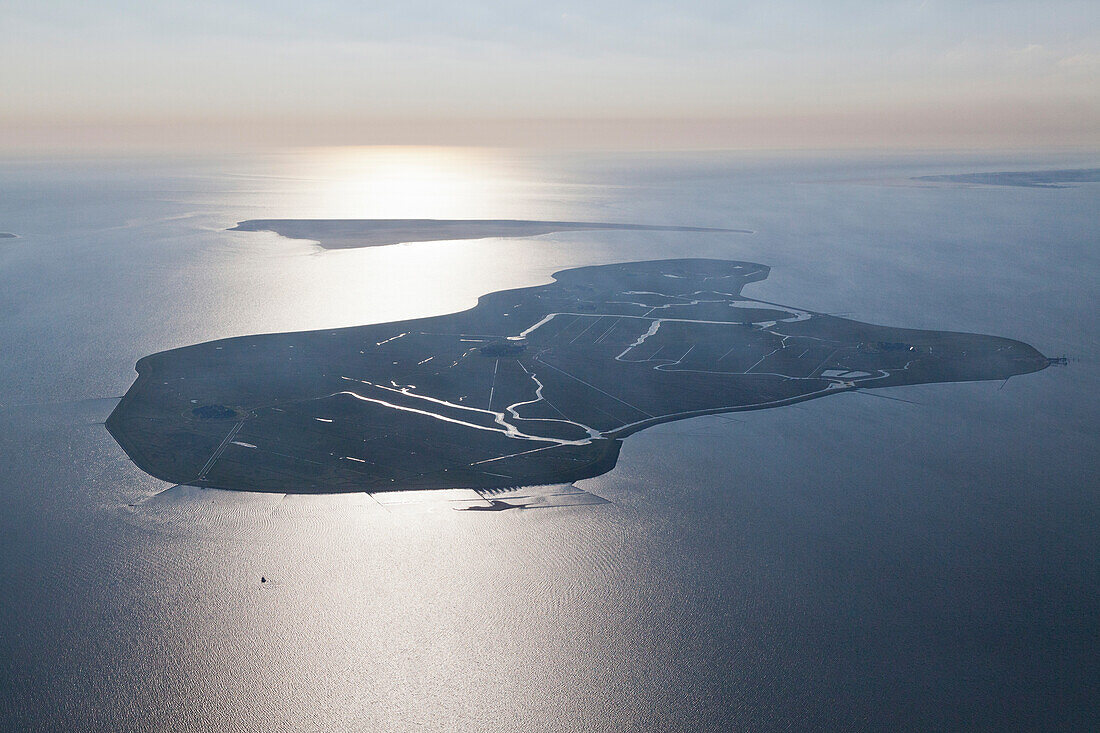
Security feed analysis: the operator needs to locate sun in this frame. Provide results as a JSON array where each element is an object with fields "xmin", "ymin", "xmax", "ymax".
[{"xmin": 285, "ymin": 146, "xmax": 518, "ymax": 220}]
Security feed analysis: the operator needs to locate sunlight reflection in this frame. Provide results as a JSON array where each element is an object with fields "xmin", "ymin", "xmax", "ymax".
[
  {"xmin": 211, "ymin": 146, "xmax": 610, "ymax": 342},
  {"xmin": 282, "ymin": 146, "xmax": 532, "ymax": 219}
]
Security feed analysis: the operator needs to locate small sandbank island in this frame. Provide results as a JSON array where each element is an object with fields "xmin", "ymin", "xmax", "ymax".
[
  {"xmin": 913, "ymin": 168, "xmax": 1100, "ymax": 188},
  {"xmin": 228, "ymin": 219, "xmax": 750, "ymax": 249}
]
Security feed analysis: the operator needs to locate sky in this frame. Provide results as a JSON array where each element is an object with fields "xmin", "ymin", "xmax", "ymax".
[{"xmin": 2, "ymin": 0, "xmax": 1098, "ymax": 150}]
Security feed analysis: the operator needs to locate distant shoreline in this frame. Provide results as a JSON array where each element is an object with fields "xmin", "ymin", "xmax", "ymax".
[
  {"xmin": 228, "ymin": 218, "xmax": 751, "ymax": 250},
  {"xmin": 913, "ymin": 168, "xmax": 1100, "ymax": 188}
]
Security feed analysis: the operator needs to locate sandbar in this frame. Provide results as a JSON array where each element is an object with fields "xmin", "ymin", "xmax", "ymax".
[{"xmin": 228, "ymin": 219, "xmax": 750, "ymax": 249}]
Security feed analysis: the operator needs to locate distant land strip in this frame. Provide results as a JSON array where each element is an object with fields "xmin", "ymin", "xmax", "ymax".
[
  {"xmin": 228, "ymin": 219, "xmax": 752, "ymax": 249},
  {"xmin": 913, "ymin": 168, "xmax": 1100, "ymax": 189},
  {"xmin": 0, "ymin": 232, "xmax": 16, "ymax": 238}
]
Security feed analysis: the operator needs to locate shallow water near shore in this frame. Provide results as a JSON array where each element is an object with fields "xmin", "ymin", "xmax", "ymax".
[{"xmin": 1, "ymin": 148, "xmax": 1097, "ymax": 730}]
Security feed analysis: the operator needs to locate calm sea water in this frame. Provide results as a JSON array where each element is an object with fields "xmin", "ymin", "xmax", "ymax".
[{"xmin": 1, "ymin": 148, "xmax": 1097, "ymax": 731}]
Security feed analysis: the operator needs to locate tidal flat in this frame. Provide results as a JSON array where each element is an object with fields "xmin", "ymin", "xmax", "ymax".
[{"xmin": 229, "ymin": 218, "xmax": 749, "ymax": 249}]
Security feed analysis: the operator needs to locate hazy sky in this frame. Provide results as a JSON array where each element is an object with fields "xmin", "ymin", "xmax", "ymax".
[{"xmin": 2, "ymin": 0, "xmax": 1098, "ymax": 149}]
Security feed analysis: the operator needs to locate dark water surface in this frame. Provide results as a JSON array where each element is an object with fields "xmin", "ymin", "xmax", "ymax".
[{"xmin": 1, "ymin": 149, "xmax": 1097, "ymax": 731}]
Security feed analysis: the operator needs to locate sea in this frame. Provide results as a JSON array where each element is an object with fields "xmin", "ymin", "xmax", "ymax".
[{"xmin": 1, "ymin": 147, "xmax": 1097, "ymax": 731}]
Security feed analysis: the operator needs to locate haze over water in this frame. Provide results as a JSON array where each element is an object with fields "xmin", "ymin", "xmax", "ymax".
[{"xmin": 1, "ymin": 148, "xmax": 1097, "ymax": 730}]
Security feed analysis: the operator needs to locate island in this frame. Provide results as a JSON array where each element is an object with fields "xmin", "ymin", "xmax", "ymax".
[
  {"xmin": 0, "ymin": 233, "xmax": 16, "ymax": 239},
  {"xmin": 228, "ymin": 219, "xmax": 750, "ymax": 249},
  {"xmin": 107, "ymin": 258, "xmax": 1052, "ymax": 493},
  {"xmin": 913, "ymin": 168, "xmax": 1100, "ymax": 188}
]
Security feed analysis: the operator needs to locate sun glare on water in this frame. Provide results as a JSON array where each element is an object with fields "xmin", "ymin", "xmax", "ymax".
[
  {"xmin": 281, "ymin": 146, "xmax": 532, "ymax": 220},
  {"xmin": 216, "ymin": 146, "xmax": 583, "ymax": 335}
]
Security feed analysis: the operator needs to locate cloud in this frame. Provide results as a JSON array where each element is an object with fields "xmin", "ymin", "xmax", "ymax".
[{"xmin": 1058, "ymin": 53, "xmax": 1100, "ymax": 68}]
